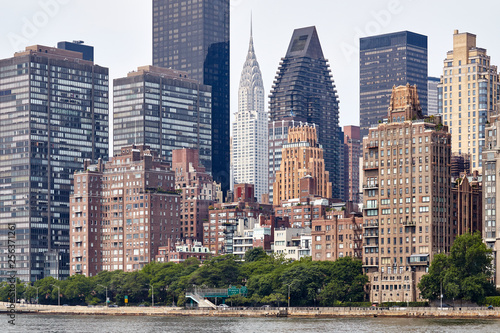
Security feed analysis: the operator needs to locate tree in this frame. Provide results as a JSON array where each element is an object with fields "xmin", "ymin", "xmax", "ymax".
[
  {"xmin": 244, "ymin": 247, "xmax": 267, "ymax": 262},
  {"xmin": 418, "ymin": 232, "xmax": 495, "ymax": 304}
]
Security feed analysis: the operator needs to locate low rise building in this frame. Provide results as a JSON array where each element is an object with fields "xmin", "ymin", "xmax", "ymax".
[
  {"xmin": 204, "ymin": 184, "xmax": 273, "ymax": 254},
  {"xmin": 274, "ymin": 227, "xmax": 312, "ymax": 260},
  {"xmin": 311, "ymin": 211, "xmax": 363, "ymax": 261},
  {"xmin": 156, "ymin": 239, "xmax": 211, "ymax": 263}
]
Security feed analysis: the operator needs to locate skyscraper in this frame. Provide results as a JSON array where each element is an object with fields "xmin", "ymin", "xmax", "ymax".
[
  {"xmin": 232, "ymin": 24, "xmax": 268, "ymax": 202},
  {"xmin": 360, "ymin": 31, "xmax": 428, "ymax": 138},
  {"xmin": 113, "ymin": 66, "xmax": 212, "ymax": 170},
  {"xmin": 269, "ymin": 26, "xmax": 341, "ymax": 200},
  {"xmin": 362, "ymin": 84, "xmax": 451, "ymax": 303},
  {"xmin": 153, "ymin": 0, "xmax": 230, "ymax": 191},
  {"xmin": 344, "ymin": 125, "xmax": 361, "ymax": 204},
  {"xmin": 273, "ymin": 124, "xmax": 332, "ymax": 206},
  {"xmin": 438, "ymin": 30, "xmax": 499, "ymax": 172},
  {"xmin": 0, "ymin": 44, "xmax": 109, "ymax": 282},
  {"xmin": 427, "ymin": 77, "xmax": 440, "ymax": 116}
]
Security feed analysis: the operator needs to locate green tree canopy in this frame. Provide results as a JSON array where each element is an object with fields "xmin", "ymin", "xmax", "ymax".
[{"xmin": 418, "ymin": 232, "xmax": 495, "ymax": 303}]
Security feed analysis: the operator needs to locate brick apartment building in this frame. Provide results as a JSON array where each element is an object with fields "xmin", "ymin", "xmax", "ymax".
[
  {"xmin": 362, "ymin": 85, "xmax": 452, "ymax": 303},
  {"xmin": 311, "ymin": 210, "xmax": 363, "ymax": 261},
  {"xmin": 155, "ymin": 238, "xmax": 211, "ymax": 263},
  {"xmin": 172, "ymin": 149, "xmax": 221, "ymax": 241},
  {"xmin": 70, "ymin": 145, "xmax": 181, "ymax": 276},
  {"xmin": 204, "ymin": 184, "xmax": 273, "ymax": 254}
]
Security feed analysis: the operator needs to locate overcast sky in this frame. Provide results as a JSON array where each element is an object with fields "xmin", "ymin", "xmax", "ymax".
[{"xmin": 1, "ymin": 0, "xmax": 500, "ymax": 132}]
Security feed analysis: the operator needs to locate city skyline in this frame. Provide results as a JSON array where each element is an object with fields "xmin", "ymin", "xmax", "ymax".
[{"xmin": 2, "ymin": 1, "xmax": 500, "ymax": 136}]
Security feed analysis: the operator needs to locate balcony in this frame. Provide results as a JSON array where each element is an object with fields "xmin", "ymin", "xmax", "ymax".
[
  {"xmin": 363, "ymin": 161, "xmax": 379, "ymax": 170},
  {"xmin": 363, "ymin": 203, "xmax": 378, "ymax": 210},
  {"xmin": 363, "ymin": 182, "xmax": 379, "ymax": 189},
  {"xmin": 365, "ymin": 142, "xmax": 379, "ymax": 149},
  {"xmin": 403, "ymin": 220, "xmax": 416, "ymax": 226},
  {"xmin": 363, "ymin": 231, "xmax": 379, "ymax": 238},
  {"xmin": 362, "ymin": 261, "xmax": 379, "ymax": 267},
  {"xmin": 363, "ymin": 221, "xmax": 379, "ymax": 228}
]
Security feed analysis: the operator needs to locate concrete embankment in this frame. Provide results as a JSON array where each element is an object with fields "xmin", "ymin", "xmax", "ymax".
[{"xmin": 2, "ymin": 303, "xmax": 499, "ymax": 319}]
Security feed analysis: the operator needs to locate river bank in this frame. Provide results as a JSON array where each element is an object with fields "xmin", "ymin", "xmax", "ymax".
[{"xmin": 2, "ymin": 302, "xmax": 499, "ymax": 319}]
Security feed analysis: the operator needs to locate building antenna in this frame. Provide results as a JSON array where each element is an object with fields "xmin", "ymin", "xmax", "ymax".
[{"xmin": 250, "ymin": 11, "xmax": 253, "ymax": 38}]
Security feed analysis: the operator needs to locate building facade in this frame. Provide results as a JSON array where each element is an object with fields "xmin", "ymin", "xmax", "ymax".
[
  {"xmin": 153, "ymin": 0, "xmax": 230, "ymax": 191},
  {"xmin": 427, "ymin": 77, "xmax": 440, "ymax": 116},
  {"xmin": 438, "ymin": 30, "xmax": 499, "ymax": 172},
  {"xmin": 362, "ymin": 85, "xmax": 451, "ymax": 303},
  {"xmin": 232, "ymin": 26, "xmax": 268, "ymax": 202},
  {"xmin": 172, "ymin": 148, "xmax": 219, "ymax": 241},
  {"xmin": 344, "ymin": 125, "xmax": 362, "ymax": 204},
  {"xmin": 273, "ymin": 124, "xmax": 332, "ymax": 206},
  {"xmin": 204, "ymin": 184, "xmax": 273, "ymax": 254},
  {"xmin": 311, "ymin": 211, "xmax": 363, "ymax": 261},
  {"xmin": 451, "ymin": 171, "xmax": 482, "ymax": 238},
  {"xmin": 155, "ymin": 238, "xmax": 211, "ymax": 263},
  {"xmin": 0, "ymin": 44, "xmax": 108, "ymax": 282},
  {"xmin": 113, "ymin": 66, "xmax": 212, "ymax": 171},
  {"xmin": 482, "ymin": 114, "xmax": 500, "ymax": 288},
  {"xmin": 268, "ymin": 26, "xmax": 342, "ymax": 200},
  {"xmin": 360, "ymin": 31, "xmax": 428, "ymax": 138},
  {"xmin": 273, "ymin": 227, "xmax": 312, "ymax": 260},
  {"xmin": 69, "ymin": 145, "xmax": 181, "ymax": 276}
]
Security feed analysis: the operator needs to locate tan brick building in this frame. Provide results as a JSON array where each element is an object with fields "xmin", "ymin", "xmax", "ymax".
[
  {"xmin": 273, "ymin": 124, "xmax": 332, "ymax": 205},
  {"xmin": 362, "ymin": 85, "xmax": 452, "ymax": 303},
  {"xmin": 172, "ymin": 149, "xmax": 220, "ymax": 242},
  {"xmin": 70, "ymin": 145, "xmax": 181, "ymax": 276},
  {"xmin": 311, "ymin": 211, "xmax": 363, "ymax": 261},
  {"xmin": 439, "ymin": 30, "xmax": 499, "ymax": 172}
]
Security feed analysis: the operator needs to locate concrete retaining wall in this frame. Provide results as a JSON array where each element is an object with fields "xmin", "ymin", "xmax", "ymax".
[{"xmin": 2, "ymin": 303, "xmax": 499, "ymax": 319}]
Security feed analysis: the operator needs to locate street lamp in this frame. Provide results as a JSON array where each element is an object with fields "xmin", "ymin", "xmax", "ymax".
[
  {"xmin": 29, "ymin": 285, "xmax": 40, "ymax": 305},
  {"xmin": 49, "ymin": 284, "xmax": 60, "ymax": 306},
  {"xmin": 287, "ymin": 284, "xmax": 292, "ymax": 308},
  {"xmin": 97, "ymin": 284, "xmax": 108, "ymax": 307},
  {"xmin": 149, "ymin": 284, "xmax": 155, "ymax": 307}
]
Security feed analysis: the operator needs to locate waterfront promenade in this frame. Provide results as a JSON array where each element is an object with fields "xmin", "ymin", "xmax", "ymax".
[{"xmin": 2, "ymin": 302, "xmax": 499, "ymax": 319}]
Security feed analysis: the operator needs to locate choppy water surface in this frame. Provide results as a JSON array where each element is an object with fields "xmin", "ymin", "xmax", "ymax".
[{"xmin": 8, "ymin": 315, "xmax": 500, "ymax": 332}]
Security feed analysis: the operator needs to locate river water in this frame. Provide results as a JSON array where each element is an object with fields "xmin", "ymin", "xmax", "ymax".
[{"xmin": 6, "ymin": 315, "xmax": 500, "ymax": 333}]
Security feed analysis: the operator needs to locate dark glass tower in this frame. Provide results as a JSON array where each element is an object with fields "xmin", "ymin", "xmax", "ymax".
[
  {"xmin": 359, "ymin": 31, "xmax": 428, "ymax": 138},
  {"xmin": 152, "ymin": 0, "xmax": 230, "ymax": 191},
  {"xmin": 269, "ymin": 26, "xmax": 342, "ymax": 199},
  {"xmin": 0, "ymin": 44, "xmax": 108, "ymax": 282}
]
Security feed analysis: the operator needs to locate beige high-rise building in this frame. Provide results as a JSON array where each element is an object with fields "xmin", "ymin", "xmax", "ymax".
[
  {"xmin": 439, "ymin": 30, "xmax": 499, "ymax": 172},
  {"xmin": 363, "ymin": 84, "xmax": 452, "ymax": 303},
  {"xmin": 483, "ymin": 114, "xmax": 500, "ymax": 289},
  {"xmin": 273, "ymin": 124, "xmax": 332, "ymax": 206}
]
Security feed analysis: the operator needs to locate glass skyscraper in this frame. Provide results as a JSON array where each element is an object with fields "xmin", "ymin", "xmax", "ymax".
[
  {"xmin": 152, "ymin": 0, "xmax": 230, "ymax": 191},
  {"xmin": 269, "ymin": 26, "xmax": 342, "ymax": 200},
  {"xmin": 0, "ymin": 44, "xmax": 108, "ymax": 282},
  {"xmin": 359, "ymin": 31, "xmax": 428, "ymax": 138},
  {"xmin": 113, "ymin": 66, "xmax": 212, "ymax": 170}
]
